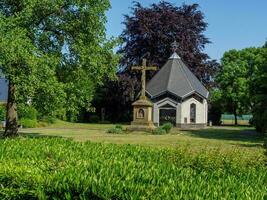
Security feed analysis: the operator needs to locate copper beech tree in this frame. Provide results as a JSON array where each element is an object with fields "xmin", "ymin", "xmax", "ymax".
[{"xmin": 119, "ymin": 2, "xmax": 219, "ymax": 85}]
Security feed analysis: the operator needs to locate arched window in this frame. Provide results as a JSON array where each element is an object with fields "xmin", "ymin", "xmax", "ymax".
[{"xmin": 190, "ymin": 103, "xmax": 196, "ymax": 123}]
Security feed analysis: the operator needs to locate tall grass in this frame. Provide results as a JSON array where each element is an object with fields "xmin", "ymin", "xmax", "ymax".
[{"xmin": 0, "ymin": 137, "xmax": 266, "ymax": 199}]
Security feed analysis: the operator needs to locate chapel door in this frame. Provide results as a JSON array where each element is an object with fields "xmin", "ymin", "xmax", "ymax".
[{"xmin": 159, "ymin": 104, "xmax": 176, "ymax": 126}]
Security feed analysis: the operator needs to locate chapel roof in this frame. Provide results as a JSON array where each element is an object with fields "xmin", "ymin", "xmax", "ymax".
[{"xmin": 146, "ymin": 52, "xmax": 209, "ymax": 100}]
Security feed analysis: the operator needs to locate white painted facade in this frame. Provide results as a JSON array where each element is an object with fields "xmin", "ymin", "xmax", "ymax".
[{"xmin": 152, "ymin": 97, "xmax": 208, "ymax": 126}]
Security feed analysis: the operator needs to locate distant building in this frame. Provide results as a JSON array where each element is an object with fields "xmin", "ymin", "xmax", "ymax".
[
  {"xmin": 146, "ymin": 52, "xmax": 208, "ymax": 128},
  {"xmin": 0, "ymin": 77, "xmax": 8, "ymax": 104}
]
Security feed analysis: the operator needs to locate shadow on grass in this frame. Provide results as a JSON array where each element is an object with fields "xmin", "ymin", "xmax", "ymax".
[
  {"xmin": 20, "ymin": 132, "xmax": 65, "ymax": 139},
  {"xmin": 187, "ymin": 128, "xmax": 264, "ymax": 144},
  {"xmin": 235, "ymin": 143, "xmax": 264, "ymax": 148},
  {"xmin": 0, "ymin": 131, "xmax": 65, "ymax": 140}
]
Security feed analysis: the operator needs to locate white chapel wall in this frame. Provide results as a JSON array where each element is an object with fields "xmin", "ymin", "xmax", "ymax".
[
  {"xmin": 152, "ymin": 97, "xmax": 208, "ymax": 126},
  {"xmin": 181, "ymin": 97, "xmax": 207, "ymax": 124}
]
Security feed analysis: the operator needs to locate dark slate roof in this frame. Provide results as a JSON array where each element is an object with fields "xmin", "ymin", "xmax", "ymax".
[
  {"xmin": 0, "ymin": 78, "xmax": 8, "ymax": 102},
  {"xmin": 146, "ymin": 52, "xmax": 209, "ymax": 99}
]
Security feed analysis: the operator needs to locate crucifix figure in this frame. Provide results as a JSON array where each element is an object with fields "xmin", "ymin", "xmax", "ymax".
[{"xmin": 132, "ymin": 58, "xmax": 157, "ymax": 100}]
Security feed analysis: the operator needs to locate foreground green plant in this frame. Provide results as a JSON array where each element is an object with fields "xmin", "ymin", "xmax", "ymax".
[{"xmin": 0, "ymin": 138, "xmax": 266, "ymax": 199}]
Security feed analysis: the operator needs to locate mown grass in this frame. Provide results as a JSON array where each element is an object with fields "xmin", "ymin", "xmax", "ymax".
[
  {"xmin": 0, "ymin": 137, "xmax": 266, "ymax": 199},
  {"xmin": 19, "ymin": 123, "xmax": 264, "ymax": 160}
]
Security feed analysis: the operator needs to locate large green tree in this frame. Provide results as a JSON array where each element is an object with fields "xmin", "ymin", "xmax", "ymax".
[
  {"xmin": 249, "ymin": 48, "xmax": 267, "ymax": 134},
  {"xmin": 217, "ymin": 47, "xmax": 266, "ymax": 125},
  {"xmin": 0, "ymin": 0, "xmax": 118, "ymax": 136}
]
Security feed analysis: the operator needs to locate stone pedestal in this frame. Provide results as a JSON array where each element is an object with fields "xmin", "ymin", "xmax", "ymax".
[{"xmin": 127, "ymin": 98, "xmax": 155, "ymax": 131}]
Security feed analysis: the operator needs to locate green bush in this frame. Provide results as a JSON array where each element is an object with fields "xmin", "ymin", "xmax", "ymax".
[
  {"xmin": 19, "ymin": 118, "xmax": 37, "ymax": 128},
  {"xmin": 152, "ymin": 123, "xmax": 173, "ymax": 135},
  {"xmin": 115, "ymin": 124, "xmax": 123, "ymax": 130},
  {"xmin": 161, "ymin": 123, "xmax": 173, "ymax": 133},
  {"xmin": 106, "ymin": 127, "xmax": 123, "ymax": 134},
  {"xmin": 152, "ymin": 127, "xmax": 166, "ymax": 135},
  {"xmin": 0, "ymin": 105, "xmax": 5, "ymax": 121},
  {"xmin": 18, "ymin": 105, "xmax": 37, "ymax": 120},
  {"xmin": 0, "ymin": 138, "xmax": 265, "ymax": 199},
  {"xmin": 41, "ymin": 116, "xmax": 56, "ymax": 124}
]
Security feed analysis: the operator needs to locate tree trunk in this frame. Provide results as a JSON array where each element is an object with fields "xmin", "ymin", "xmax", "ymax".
[
  {"xmin": 4, "ymin": 81, "xmax": 18, "ymax": 137},
  {"xmin": 234, "ymin": 111, "xmax": 238, "ymax": 126}
]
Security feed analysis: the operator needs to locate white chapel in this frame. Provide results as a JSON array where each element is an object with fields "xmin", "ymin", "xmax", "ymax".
[{"xmin": 146, "ymin": 52, "xmax": 209, "ymax": 128}]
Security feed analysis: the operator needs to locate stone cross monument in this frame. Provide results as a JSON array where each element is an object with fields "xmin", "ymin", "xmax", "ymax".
[
  {"xmin": 128, "ymin": 58, "xmax": 157, "ymax": 131},
  {"xmin": 132, "ymin": 58, "xmax": 157, "ymax": 100}
]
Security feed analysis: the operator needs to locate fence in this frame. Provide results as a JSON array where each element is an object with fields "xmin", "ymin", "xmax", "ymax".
[{"xmin": 221, "ymin": 114, "xmax": 252, "ymax": 125}]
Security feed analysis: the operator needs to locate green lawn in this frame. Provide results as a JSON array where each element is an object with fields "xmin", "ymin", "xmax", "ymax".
[
  {"xmin": 20, "ymin": 121, "xmax": 264, "ymax": 160},
  {"xmin": 23, "ymin": 123, "xmax": 260, "ymax": 148}
]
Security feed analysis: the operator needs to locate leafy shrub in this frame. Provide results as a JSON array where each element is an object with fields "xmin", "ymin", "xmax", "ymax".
[
  {"xmin": 0, "ymin": 138, "xmax": 265, "ymax": 199},
  {"xmin": 19, "ymin": 118, "xmax": 37, "ymax": 128},
  {"xmin": 0, "ymin": 105, "xmax": 5, "ymax": 121},
  {"xmin": 161, "ymin": 123, "xmax": 173, "ymax": 133},
  {"xmin": 41, "ymin": 116, "xmax": 56, "ymax": 124},
  {"xmin": 152, "ymin": 123, "xmax": 173, "ymax": 135},
  {"xmin": 115, "ymin": 124, "xmax": 123, "ymax": 130},
  {"xmin": 152, "ymin": 127, "xmax": 166, "ymax": 135},
  {"xmin": 18, "ymin": 105, "xmax": 37, "ymax": 120},
  {"xmin": 251, "ymin": 113, "xmax": 267, "ymax": 134},
  {"xmin": 107, "ymin": 125, "xmax": 123, "ymax": 134},
  {"xmin": 106, "ymin": 126, "xmax": 123, "ymax": 134},
  {"xmin": 107, "ymin": 127, "xmax": 123, "ymax": 134}
]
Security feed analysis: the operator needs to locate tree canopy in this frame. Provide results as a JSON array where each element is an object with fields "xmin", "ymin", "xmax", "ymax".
[
  {"xmin": 119, "ymin": 1, "xmax": 219, "ymax": 85},
  {"xmin": 0, "ymin": 0, "xmax": 119, "ymax": 136},
  {"xmin": 249, "ymin": 48, "xmax": 267, "ymax": 133},
  {"xmin": 216, "ymin": 46, "xmax": 267, "ymax": 129}
]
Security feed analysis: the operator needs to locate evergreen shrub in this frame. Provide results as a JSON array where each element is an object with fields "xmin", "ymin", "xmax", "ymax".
[{"xmin": 18, "ymin": 105, "xmax": 37, "ymax": 120}]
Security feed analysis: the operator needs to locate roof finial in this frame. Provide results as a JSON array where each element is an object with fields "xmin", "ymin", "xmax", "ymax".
[
  {"xmin": 169, "ymin": 40, "xmax": 180, "ymax": 59},
  {"xmin": 171, "ymin": 40, "xmax": 179, "ymax": 53}
]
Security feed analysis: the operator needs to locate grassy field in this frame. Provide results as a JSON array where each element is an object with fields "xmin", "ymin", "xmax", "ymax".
[
  {"xmin": 0, "ymin": 121, "xmax": 266, "ymax": 199},
  {"xmin": 20, "ymin": 120, "xmax": 264, "ymax": 157}
]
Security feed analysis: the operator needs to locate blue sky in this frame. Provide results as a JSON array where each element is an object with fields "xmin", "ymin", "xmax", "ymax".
[{"xmin": 106, "ymin": 0, "xmax": 267, "ymax": 61}]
